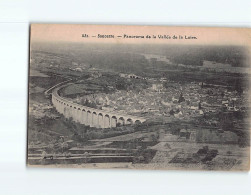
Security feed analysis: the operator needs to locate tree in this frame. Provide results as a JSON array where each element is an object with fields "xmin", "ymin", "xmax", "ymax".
[
  {"xmin": 115, "ymin": 79, "xmax": 128, "ymax": 90},
  {"xmin": 178, "ymin": 92, "xmax": 185, "ymax": 103},
  {"xmin": 198, "ymin": 102, "xmax": 202, "ymax": 109},
  {"xmin": 234, "ymin": 79, "xmax": 243, "ymax": 95},
  {"xmin": 169, "ymin": 109, "xmax": 175, "ymax": 116},
  {"xmin": 60, "ymin": 142, "xmax": 69, "ymax": 153},
  {"xmin": 201, "ymin": 82, "xmax": 204, "ymax": 89}
]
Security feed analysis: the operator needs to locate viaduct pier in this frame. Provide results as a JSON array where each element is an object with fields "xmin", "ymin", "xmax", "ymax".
[{"xmin": 52, "ymin": 86, "xmax": 146, "ymax": 128}]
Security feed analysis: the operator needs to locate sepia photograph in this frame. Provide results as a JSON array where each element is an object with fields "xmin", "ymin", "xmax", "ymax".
[
  {"xmin": 27, "ymin": 24, "xmax": 250, "ymax": 171},
  {"xmin": 1, "ymin": 0, "xmax": 251, "ymax": 194}
]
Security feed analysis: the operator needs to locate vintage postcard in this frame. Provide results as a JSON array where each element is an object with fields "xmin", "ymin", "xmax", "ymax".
[{"xmin": 27, "ymin": 24, "xmax": 250, "ymax": 171}]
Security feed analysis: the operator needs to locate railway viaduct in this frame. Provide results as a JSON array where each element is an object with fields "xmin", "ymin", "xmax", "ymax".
[{"xmin": 52, "ymin": 87, "xmax": 146, "ymax": 128}]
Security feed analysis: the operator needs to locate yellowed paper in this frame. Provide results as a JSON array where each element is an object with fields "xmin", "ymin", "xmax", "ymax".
[{"xmin": 28, "ymin": 24, "xmax": 250, "ymax": 171}]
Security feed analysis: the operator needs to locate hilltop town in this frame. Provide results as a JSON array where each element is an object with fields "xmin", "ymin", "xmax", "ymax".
[
  {"xmin": 27, "ymin": 43, "xmax": 250, "ymax": 170},
  {"xmin": 75, "ymin": 74, "xmax": 248, "ymax": 120}
]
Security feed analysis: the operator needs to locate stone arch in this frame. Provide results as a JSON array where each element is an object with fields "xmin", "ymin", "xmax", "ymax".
[
  {"xmin": 111, "ymin": 116, "xmax": 117, "ymax": 128},
  {"xmin": 125, "ymin": 118, "xmax": 133, "ymax": 125},
  {"xmin": 64, "ymin": 105, "xmax": 70, "ymax": 119},
  {"xmin": 52, "ymin": 90, "xmax": 146, "ymax": 129},
  {"xmin": 104, "ymin": 114, "xmax": 110, "ymax": 128},
  {"xmin": 81, "ymin": 108, "xmax": 87, "ymax": 124},
  {"xmin": 87, "ymin": 110, "xmax": 92, "ymax": 126},
  {"xmin": 76, "ymin": 108, "xmax": 81, "ymax": 122},
  {"xmin": 59, "ymin": 101, "xmax": 63, "ymax": 113},
  {"xmin": 72, "ymin": 107, "xmax": 77, "ymax": 122},
  {"xmin": 135, "ymin": 120, "xmax": 141, "ymax": 125},
  {"xmin": 118, "ymin": 117, "xmax": 125, "ymax": 126},
  {"xmin": 92, "ymin": 112, "xmax": 98, "ymax": 128},
  {"xmin": 98, "ymin": 113, "xmax": 103, "ymax": 128}
]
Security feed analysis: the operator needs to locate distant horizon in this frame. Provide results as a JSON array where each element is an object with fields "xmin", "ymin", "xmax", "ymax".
[{"xmin": 30, "ymin": 41, "xmax": 249, "ymax": 68}]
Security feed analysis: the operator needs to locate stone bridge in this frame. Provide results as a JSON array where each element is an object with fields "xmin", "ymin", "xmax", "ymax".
[{"xmin": 52, "ymin": 87, "xmax": 146, "ymax": 128}]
